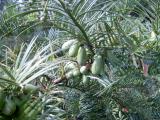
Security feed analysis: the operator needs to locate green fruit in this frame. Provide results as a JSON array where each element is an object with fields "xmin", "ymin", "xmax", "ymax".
[
  {"xmin": 66, "ymin": 71, "xmax": 73, "ymax": 79},
  {"xmin": 0, "ymin": 93, "xmax": 5, "ymax": 110},
  {"xmin": 150, "ymin": 31, "xmax": 156, "ymax": 41},
  {"xmin": 23, "ymin": 84, "xmax": 39, "ymax": 93},
  {"xmin": 73, "ymin": 69, "xmax": 81, "ymax": 77},
  {"xmin": 80, "ymin": 66, "xmax": 88, "ymax": 74},
  {"xmin": 2, "ymin": 98, "xmax": 16, "ymax": 116},
  {"xmin": 82, "ymin": 75, "xmax": 90, "ymax": 84},
  {"xmin": 91, "ymin": 55, "xmax": 103, "ymax": 75},
  {"xmin": 61, "ymin": 40, "xmax": 76, "ymax": 51},
  {"xmin": 77, "ymin": 46, "xmax": 87, "ymax": 65},
  {"xmin": 68, "ymin": 42, "xmax": 79, "ymax": 57},
  {"xmin": 64, "ymin": 62, "xmax": 77, "ymax": 72}
]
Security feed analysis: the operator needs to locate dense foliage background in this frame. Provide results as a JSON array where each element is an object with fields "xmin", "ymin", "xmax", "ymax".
[{"xmin": 0, "ymin": 0, "xmax": 160, "ymax": 120}]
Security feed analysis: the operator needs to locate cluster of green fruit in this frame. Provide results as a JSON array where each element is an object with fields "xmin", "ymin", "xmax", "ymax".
[
  {"xmin": 62, "ymin": 40, "xmax": 104, "ymax": 83},
  {"xmin": 0, "ymin": 84, "xmax": 39, "ymax": 117}
]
